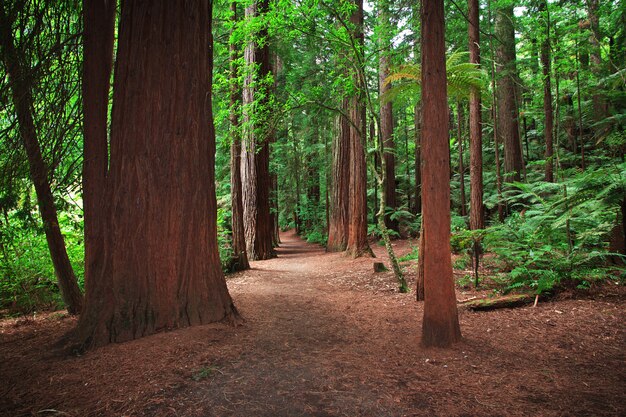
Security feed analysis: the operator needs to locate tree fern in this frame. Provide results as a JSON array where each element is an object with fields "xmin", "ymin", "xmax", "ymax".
[{"xmin": 382, "ymin": 51, "xmax": 486, "ymax": 104}]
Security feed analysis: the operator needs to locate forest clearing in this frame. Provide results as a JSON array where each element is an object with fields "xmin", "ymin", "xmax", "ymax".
[{"xmin": 1, "ymin": 231, "xmax": 624, "ymax": 416}]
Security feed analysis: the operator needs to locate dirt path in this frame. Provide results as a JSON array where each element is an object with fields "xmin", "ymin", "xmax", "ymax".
[{"xmin": 1, "ymin": 231, "xmax": 624, "ymax": 416}]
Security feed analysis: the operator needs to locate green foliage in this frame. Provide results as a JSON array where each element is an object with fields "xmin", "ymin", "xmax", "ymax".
[
  {"xmin": 452, "ymin": 254, "xmax": 471, "ymax": 270},
  {"xmin": 397, "ymin": 242, "xmax": 419, "ymax": 262},
  {"xmin": 0, "ymin": 198, "xmax": 84, "ymax": 314},
  {"xmin": 484, "ymin": 165, "xmax": 626, "ymax": 294},
  {"xmin": 383, "ymin": 51, "xmax": 486, "ymax": 105},
  {"xmin": 191, "ymin": 365, "xmax": 217, "ymax": 381},
  {"xmin": 216, "ymin": 206, "xmax": 235, "ymax": 273}
]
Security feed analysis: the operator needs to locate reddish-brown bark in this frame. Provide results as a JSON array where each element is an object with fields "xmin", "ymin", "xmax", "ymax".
[
  {"xmin": 77, "ymin": 0, "xmax": 238, "ymax": 348},
  {"xmin": 540, "ymin": 1, "xmax": 554, "ymax": 183},
  {"xmin": 420, "ymin": 0, "xmax": 462, "ymax": 347},
  {"xmin": 414, "ymin": 103, "xmax": 422, "ymax": 214},
  {"xmin": 457, "ymin": 102, "xmax": 467, "ymax": 216},
  {"xmin": 0, "ymin": 2, "xmax": 83, "ymax": 315},
  {"xmin": 345, "ymin": 0, "xmax": 372, "ymax": 258},
  {"xmin": 241, "ymin": 0, "xmax": 275, "ymax": 261},
  {"xmin": 379, "ymin": 1, "xmax": 398, "ymax": 234},
  {"xmin": 495, "ymin": 4, "xmax": 523, "ymax": 183},
  {"xmin": 468, "ymin": 0, "xmax": 484, "ymax": 230},
  {"xmin": 327, "ymin": 100, "xmax": 351, "ymax": 252},
  {"xmin": 229, "ymin": 1, "xmax": 250, "ymax": 271}
]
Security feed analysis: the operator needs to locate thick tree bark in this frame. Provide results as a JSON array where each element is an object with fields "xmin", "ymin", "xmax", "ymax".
[
  {"xmin": 495, "ymin": 4, "xmax": 523, "ymax": 183},
  {"xmin": 540, "ymin": 1, "xmax": 554, "ymax": 183},
  {"xmin": 414, "ymin": 103, "xmax": 422, "ymax": 214},
  {"xmin": 327, "ymin": 100, "xmax": 351, "ymax": 252},
  {"xmin": 241, "ymin": 0, "xmax": 275, "ymax": 260},
  {"xmin": 229, "ymin": 1, "xmax": 250, "ymax": 271},
  {"xmin": 468, "ymin": 0, "xmax": 484, "ymax": 230},
  {"xmin": 0, "ymin": 2, "xmax": 83, "ymax": 315},
  {"xmin": 416, "ymin": 216, "xmax": 425, "ymax": 301},
  {"xmin": 457, "ymin": 102, "xmax": 467, "ymax": 216},
  {"xmin": 77, "ymin": 0, "xmax": 238, "ymax": 348},
  {"xmin": 379, "ymin": 0, "xmax": 398, "ymax": 234},
  {"xmin": 420, "ymin": 0, "xmax": 462, "ymax": 347},
  {"xmin": 345, "ymin": 0, "xmax": 372, "ymax": 258},
  {"xmin": 82, "ymin": 0, "xmax": 115, "ymax": 320}
]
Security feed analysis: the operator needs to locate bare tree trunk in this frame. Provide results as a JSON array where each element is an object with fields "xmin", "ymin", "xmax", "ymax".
[
  {"xmin": 327, "ymin": 99, "xmax": 351, "ymax": 252},
  {"xmin": 457, "ymin": 102, "xmax": 467, "ymax": 216},
  {"xmin": 345, "ymin": 0, "xmax": 372, "ymax": 258},
  {"xmin": 379, "ymin": 0, "xmax": 398, "ymax": 234},
  {"xmin": 76, "ymin": 0, "xmax": 238, "ymax": 349},
  {"xmin": 241, "ymin": 0, "xmax": 275, "ymax": 260},
  {"xmin": 414, "ymin": 103, "xmax": 422, "ymax": 214},
  {"xmin": 416, "ymin": 216, "xmax": 425, "ymax": 301},
  {"xmin": 468, "ymin": 0, "xmax": 484, "ymax": 230},
  {"xmin": 495, "ymin": 4, "xmax": 523, "ymax": 183},
  {"xmin": 540, "ymin": 0, "xmax": 554, "ymax": 183},
  {"xmin": 228, "ymin": 1, "xmax": 250, "ymax": 271},
  {"xmin": 420, "ymin": 0, "xmax": 462, "ymax": 347},
  {"xmin": 0, "ymin": 2, "xmax": 83, "ymax": 315}
]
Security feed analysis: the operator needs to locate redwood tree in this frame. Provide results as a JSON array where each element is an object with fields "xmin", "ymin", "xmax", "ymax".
[
  {"xmin": 229, "ymin": 1, "xmax": 250, "ymax": 271},
  {"xmin": 379, "ymin": 0, "xmax": 398, "ymax": 234},
  {"xmin": 540, "ymin": 0, "xmax": 554, "ymax": 182},
  {"xmin": 420, "ymin": 0, "xmax": 462, "ymax": 347},
  {"xmin": 327, "ymin": 100, "xmax": 351, "ymax": 252},
  {"xmin": 0, "ymin": 2, "xmax": 83, "ymax": 315},
  {"xmin": 77, "ymin": 0, "xmax": 238, "ymax": 348},
  {"xmin": 468, "ymin": 0, "xmax": 484, "ymax": 230},
  {"xmin": 241, "ymin": 0, "xmax": 275, "ymax": 260},
  {"xmin": 345, "ymin": 0, "xmax": 372, "ymax": 258},
  {"xmin": 495, "ymin": 4, "xmax": 523, "ymax": 183}
]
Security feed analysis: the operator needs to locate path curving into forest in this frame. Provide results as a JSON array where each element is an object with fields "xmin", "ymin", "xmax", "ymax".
[{"xmin": 0, "ymin": 230, "xmax": 624, "ymax": 416}]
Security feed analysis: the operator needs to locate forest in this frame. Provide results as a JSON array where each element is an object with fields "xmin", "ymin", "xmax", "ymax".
[{"xmin": 0, "ymin": 0, "xmax": 624, "ymax": 415}]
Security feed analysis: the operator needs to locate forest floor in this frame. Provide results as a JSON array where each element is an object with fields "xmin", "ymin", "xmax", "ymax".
[{"xmin": 1, "ymin": 230, "xmax": 625, "ymax": 417}]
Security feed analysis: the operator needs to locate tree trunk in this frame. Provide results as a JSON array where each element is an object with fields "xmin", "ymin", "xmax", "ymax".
[
  {"xmin": 414, "ymin": 103, "xmax": 422, "ymax": 214},
  {"xmin": 229, "ymin": 1, "xmax": 250, "ymax": 271},
  {"xmin": 241, "ymin": 0, "xmax": 275, "ymax": 260},
  {"xmin": 327, "ymin": 99, "xmax": 351, "ymax": 252},
  {"xmin": 77, "ymin": 0, "xmax": 238, "ymax": 349},
  {"xmin": 379, "ymin": 0, "xmax": 398, "ymax": 234},
  {"xmin": 272, "ymin": 173, "xmax": 280, "ymax": 246},
  {"xmin": 345, "ymin": 0, "xmax": 372, "ymax": 258},
  {"xmin": 495, "ymin": 4, "xmax": 523, "ymax": 183},
  {"xmin": 457, "ymin": 102, "xmax": 467, "ymax": 216},
  {"xmin": 420, "ymin": 0, "xmax": 462, "ymax": 347},
  {"xmin": 416, "ymin": 216, "xmax": 425, "ymax": 301},
  {"xmin": 540, "ymin": 0, "xmax": 554, "ymax": 183},
  {"xmin": 468, "ymin": 0, "xmax": 484, "ymax": 230},
  {"xmin": 0, "ymin": 2, "xmax": 83, "ymax": 315}
]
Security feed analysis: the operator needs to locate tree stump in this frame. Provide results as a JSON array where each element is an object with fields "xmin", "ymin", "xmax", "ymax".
[{"xmin": 373, "ymin": 262, "xmax": 387, "ymax": 273}]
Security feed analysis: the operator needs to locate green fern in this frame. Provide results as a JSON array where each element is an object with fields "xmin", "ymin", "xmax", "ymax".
[{"xmin": 382, "ymin": 51, "xmax": 486, "ymax": 104}]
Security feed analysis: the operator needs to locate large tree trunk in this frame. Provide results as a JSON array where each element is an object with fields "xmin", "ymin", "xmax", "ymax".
[
  {"xmin": 457, "ymin": 102, "xmax": 467, "ymax": 216},
  {"xmin": 540, "ymin": 1, "xmax": 554, "ymax": 183},
  {"xmin": 229, "ymin": 1, "xmax": 250, "ymax": 271},
  {"xmin": 468, "ymin": 0, "xmax": 484, "ymax": 230},
  {"xmin": 420, "ymin": 0, "xmax": 462, "ymax": 348},
  {"xmin": 379, "ymin": 0, "xmax": 398, "ymax": 234},
  {"xmin": 0, "ymin": 2, "xmax": 83, "ymax": 315},
  {"xmin": 414, "ymin": 103, "xmax": 422, "ymax": 214},
  {"xmin": 495, "ymin": 4, "xmax": 523, "ymax": 183},
  {"xmin": 327, "ymin": 99, "xmax": 351, "ymax": 252},
  {"xmin": 241, "ymin": 0, "xmax": 275, "ymax": 260},
  {"xmin": 345, "ymin": 0, "xmax": 372, "ymax": 258},
  {"xmin": 77, "ymin": 0, "xmax": 238, "ymax": 349}
]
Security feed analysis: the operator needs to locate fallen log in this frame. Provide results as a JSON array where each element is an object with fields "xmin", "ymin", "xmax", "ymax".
[{"xmin": 462, "ymin": 294, "xmax": 536, "ymax": 311}]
